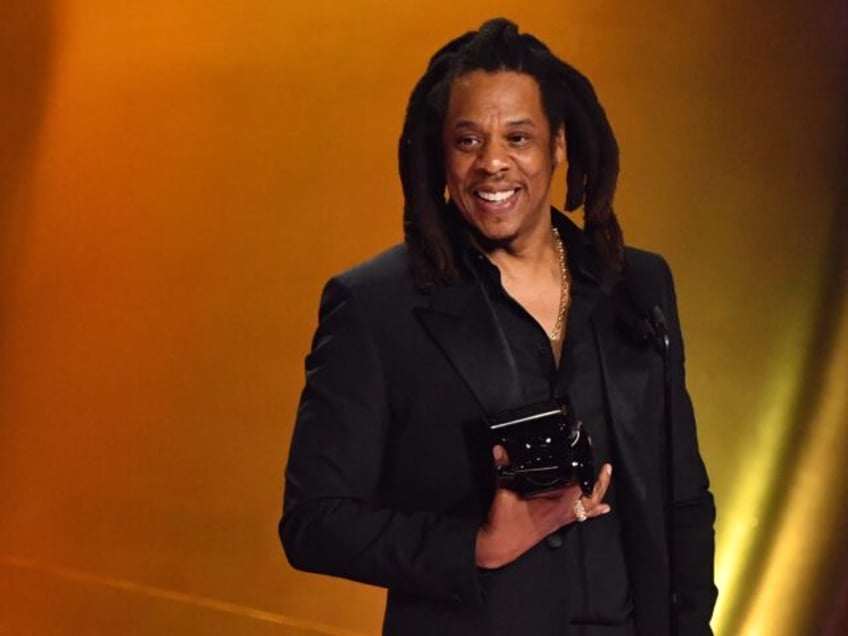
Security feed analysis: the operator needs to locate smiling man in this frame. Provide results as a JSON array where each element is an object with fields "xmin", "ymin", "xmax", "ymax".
[
  {"xmin": 280, "ymin": 18, "xmax": 717, "ymax": 636},
  {"xmin": 443, "ymin": 70, "xmax": 564, "ymax": 247}
]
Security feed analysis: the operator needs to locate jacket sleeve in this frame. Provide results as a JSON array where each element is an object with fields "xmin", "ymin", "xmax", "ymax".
[
  {"xmin": 659, "ymin": 258, "xmax": 719, "ymax": 634},
  {"xmin": 279, "ymin": 276, "xmax": 484, "ymax": 605}
]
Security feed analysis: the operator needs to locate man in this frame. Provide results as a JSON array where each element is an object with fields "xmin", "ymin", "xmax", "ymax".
[{"xmin": 280, "ymin": 18, "xmax": 717, "ymax": 636}]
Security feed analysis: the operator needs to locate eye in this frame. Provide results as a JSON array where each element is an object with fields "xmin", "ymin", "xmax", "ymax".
[
  {"xmin": 456, "ymin": 135, "xmax": 480, "ymax": 150},
  {"xmin": 508, "ymin": 132, "xmax": 531, "ymax": 146}
]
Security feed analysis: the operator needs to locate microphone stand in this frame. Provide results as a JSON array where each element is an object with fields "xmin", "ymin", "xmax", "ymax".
[{"xmin": 651, "ymin": 306, "xmax": 677, "ymax": 636}]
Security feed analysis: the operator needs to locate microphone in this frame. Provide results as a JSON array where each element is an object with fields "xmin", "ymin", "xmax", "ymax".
[
  {"xmin": 651, "ymin": 305, "xmax": 670, "ymax": 353},
  {"xmin": 617, "ymin": 272, "xmax": 678, "ymax": 634},
  {"xmin": 614, "ymin": 284, "xmax": 654, "ymax": 345},
  {"xmin": 615, "ymin": 275, "xmax": 668, "ymax": 353},
  {"xmin": 649, "ymin": 304, "xmax": 676, "ymax": 636}
]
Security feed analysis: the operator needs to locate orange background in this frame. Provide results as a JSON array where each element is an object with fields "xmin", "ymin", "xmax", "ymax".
[{"xmin": 1, "ymin": 1, "xmax": 846, "ymax": 634}]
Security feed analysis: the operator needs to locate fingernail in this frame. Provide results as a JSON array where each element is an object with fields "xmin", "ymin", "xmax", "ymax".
[{"xmin": 606, "ymin": 464, "xmax": 612, "ymax": 476}]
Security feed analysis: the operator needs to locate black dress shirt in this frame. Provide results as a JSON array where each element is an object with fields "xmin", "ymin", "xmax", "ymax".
[{"xmin": 467, "ymin": 234, "xmax": 637, "ymax": 636}]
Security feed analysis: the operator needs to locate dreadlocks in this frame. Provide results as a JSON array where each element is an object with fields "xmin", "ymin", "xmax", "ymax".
[{"xmin": 399, "ymin": 18, "xmax": 624, "ymax": 292}]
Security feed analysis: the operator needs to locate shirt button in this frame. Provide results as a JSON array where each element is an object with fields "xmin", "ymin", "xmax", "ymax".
[{"xmin": 545, "ymin": 532, "xmax": 563, "ymax": 549}]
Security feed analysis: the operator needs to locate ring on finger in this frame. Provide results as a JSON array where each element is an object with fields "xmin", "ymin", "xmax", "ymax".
[{"xmin": 574, "ymin": 498, "xmax": 588, "ymax": 523}]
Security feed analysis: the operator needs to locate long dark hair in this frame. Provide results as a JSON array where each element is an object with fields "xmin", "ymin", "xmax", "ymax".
[{"xmin": 399, "ymin": 18, "xmax": 623, "ymax": 292}]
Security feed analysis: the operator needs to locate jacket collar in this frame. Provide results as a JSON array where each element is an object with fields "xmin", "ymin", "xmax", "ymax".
[
  {"xmin": 414, "ymin": 209, "xmax": 608, "ymax": 416},
  {"xmin": 551, "ymin": 209, "xmax": 605, "ymax": 287},
  {"xmin": 414, "ymin": 272, "xmax": 523, "ymax": 416}
]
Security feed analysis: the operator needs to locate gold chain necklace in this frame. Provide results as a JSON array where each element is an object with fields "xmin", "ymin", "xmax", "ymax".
[{"xmin": 549, "ymin": 226, "xmax": 571, "ymax": 342}]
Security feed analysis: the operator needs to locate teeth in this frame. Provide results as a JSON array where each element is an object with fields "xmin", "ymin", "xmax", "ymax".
[{"xmin": 477, "ymin": 189, "xmax": 516, "ymax": 202}]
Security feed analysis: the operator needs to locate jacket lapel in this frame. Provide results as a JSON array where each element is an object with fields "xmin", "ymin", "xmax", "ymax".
[
  {"xmin": 556, "ymin": 246, "xmax": 653, "ymax": 505},
  {"xmin": 590, "ymin": 277, "xmax": 667, "ymax": 551},
  {"xmin": 414, "ymin": 278, "xmax": 523, "ymax": 417},
  {"xmin": 558, "ymin": 217, "xmax": 652, "ymax": 485},
  {"xmin": 590, "ymin": 291, "xmax": 652, "ymax": 496}
]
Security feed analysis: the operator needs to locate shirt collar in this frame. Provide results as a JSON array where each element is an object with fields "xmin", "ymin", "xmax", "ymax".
[{"xmin": 459, "ymin": 208, "xmax": 604, "ymax": 286}]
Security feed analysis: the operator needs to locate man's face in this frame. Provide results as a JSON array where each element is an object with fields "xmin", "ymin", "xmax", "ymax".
[{"xmin": 442, "ymin": 70, "xmax": 565, "ymax": 249}]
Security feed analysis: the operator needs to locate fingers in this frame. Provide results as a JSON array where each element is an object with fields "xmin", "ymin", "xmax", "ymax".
[
  {"xmin": 592, "ymin": 463, "xmax": 612, "ymax": 501},
  {"xmin": 489, "ymin": 452, "xmax": 614, "ymax": 527},
  {"xmin": 577, "ymin": 463, "xmax": 612, "ymax": 519},
  {"xmin": 572, "ymin": 497, "xmax": 609, "ymax": 524},
  {"xmin": 492, "ymin": 444, "xmax": 510, "ymax": 467}
]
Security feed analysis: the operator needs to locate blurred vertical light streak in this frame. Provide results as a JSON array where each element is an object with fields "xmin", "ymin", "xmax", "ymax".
[
  {"xmin": 710, "ymin": 333, "xmax": 807, "ymax": 635},
  {"xmin": 740, "ymin": 290, "xmax": 848, "ymax": 634},
  {"xmin": 737, "ymin": 73, "xmax": 848, "ymax": 630}
]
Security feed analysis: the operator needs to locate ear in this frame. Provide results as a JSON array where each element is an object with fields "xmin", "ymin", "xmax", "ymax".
[{"xmin": 553, "ymin": 125, "xmax": 566, "ymax": 168}]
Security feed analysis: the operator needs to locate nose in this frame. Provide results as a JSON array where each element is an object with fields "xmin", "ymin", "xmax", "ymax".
[{"xmin": 475, "ymin": 140, "xmax": 509, "ymax": 175}]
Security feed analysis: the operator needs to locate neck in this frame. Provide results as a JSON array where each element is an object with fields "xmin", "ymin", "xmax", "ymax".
[{"xmin": 475, "ymin": 221, "xmax": 558, "ymax": 281}]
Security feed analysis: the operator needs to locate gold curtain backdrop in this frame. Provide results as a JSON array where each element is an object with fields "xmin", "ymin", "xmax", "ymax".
[{"xmin": 1, "ymin": 1, "xmax": 846, "ymax": 634}]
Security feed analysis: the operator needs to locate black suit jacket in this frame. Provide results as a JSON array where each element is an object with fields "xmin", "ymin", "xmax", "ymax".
[{"xmin": 280, "ymin": 214, "xmax": 717, "ymax": 635}]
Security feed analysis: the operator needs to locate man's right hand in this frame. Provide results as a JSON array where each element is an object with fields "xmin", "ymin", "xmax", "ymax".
[{"xmin": 474, "ymin": 445, "xmax": 612, "ymax": 569}]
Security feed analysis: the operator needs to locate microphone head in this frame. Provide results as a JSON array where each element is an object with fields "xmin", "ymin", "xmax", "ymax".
[
  {"xmin": 651, "ymin": 305, "xmax": 668, "ymax": 329},
  {"xmin": 613, "ymin": 281, "xmax": 655, "ymax": 345}
]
